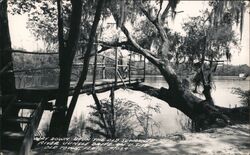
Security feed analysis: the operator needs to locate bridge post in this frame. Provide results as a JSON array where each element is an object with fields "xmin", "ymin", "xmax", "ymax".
[
  {"xmin": 143, "ymin": 56, "xmax": 146, "ymax": 82},
  {"xmin": 102, "ymin": 56, "xmax": 106, "ymax": 79},
  {"xmin": 115, "ymin": 47, "xmax": 118, "ymax": 87},
  {"xmin": 128, "ymin": 52, "xmax": 131, "ymax": 84},
  {"xmin": 92, "ymin": 36, "xmax": 98, "ymax": 93}
]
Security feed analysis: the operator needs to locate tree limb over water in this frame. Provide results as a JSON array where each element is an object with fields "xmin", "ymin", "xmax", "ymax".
[{"xmin": 128, "ymin": 83, "xmax": 250, "ymax": 130}]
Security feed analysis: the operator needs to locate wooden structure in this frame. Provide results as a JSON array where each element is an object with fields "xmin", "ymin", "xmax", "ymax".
[
  {"xmin": 1, "ymin": 49, "xmax": 146, "ymax": 154},
  {"xmin": 1, "ymin": 94, "xmax": 49, "ymax": 154}
]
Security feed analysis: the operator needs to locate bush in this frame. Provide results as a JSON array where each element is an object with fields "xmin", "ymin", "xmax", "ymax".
[
  {"xmin": 86, "ymin": 98, "xmax": 137, "ymax": 139},
  {"xmin": 86, "ymin": 97, "xmax": 161, "ymax": 139},
  {"xmin": 232, "ymin": 88, "xmax": 250, "ymax": 107}
]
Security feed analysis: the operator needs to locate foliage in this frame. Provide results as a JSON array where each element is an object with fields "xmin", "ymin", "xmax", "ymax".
[
  {"xmin": 11, "ymin": 49, "xmax": 60, "ymax": 88},
  {"xmin": 134, "ymin": 103, "xmax": 161, "ymax": 138},
  {"xmin": 86, "ymin": 97, "xmax": 161, "ymax": 139},
  {"xmin": 86, "ymin": 98, "xmax": 137, "ymax": 139},
  {"xmin": 68, "ymin": 114, "xmax": 86, "ymax": 137},
  {"xmin": 174, "ymin": 7, "xmax": 242, "ymax": 94},
  {"xmin": 214, "ymin": 64, "xmax": 250, "ymax": 76},
  {"xmin": 12, "ymin": 50, "xmax": 59, "ymax": 72},
  {"xmin": 8, "ymin": 1, "xmax": 58, "ymax": 45},
  {"xmin": 8, "ymin": 0, "xmax": 99, "ymax": 55},
  {"xmin": 181, "ymin": 13, "xmax": 239, "ymax": 64},
  {"xmin": 144, "ymin": 63, "xmax": 250, "ymax": 77},
  {"xmin": 209, "ymin": 0, "xmax": 246, "ymax": 38},
  {"xmin": 232, "ymin": 88, "xmax": 250, "ymax": 107}
]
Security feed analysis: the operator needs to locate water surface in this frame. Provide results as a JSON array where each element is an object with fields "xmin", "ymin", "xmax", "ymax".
[{"xmin": 144, "ymin": 75, "xmax": 250, "ymax": 107}]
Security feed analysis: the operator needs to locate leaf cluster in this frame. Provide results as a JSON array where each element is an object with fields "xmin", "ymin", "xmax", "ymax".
[
  {"xmin": 87, "ymin": 98, "xmax": 137, "ymax": 139},
  {"xmin": 232, "ymin": 88, "xmax": 250, "ymax": 107}
]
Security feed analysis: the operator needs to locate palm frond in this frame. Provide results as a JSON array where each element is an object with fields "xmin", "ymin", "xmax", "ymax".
[{"xmin": 232, "ymin": 88, "xmax": 250, "ymax": 107}]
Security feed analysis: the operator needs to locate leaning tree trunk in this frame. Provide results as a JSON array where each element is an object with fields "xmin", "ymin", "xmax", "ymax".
[
  {"xmin": 129, "ymin": 81, "xmax": 249, "ymax": 131},
  {"xmin": 63, "ymin": 0, "xmax": 105, "ymax": 136},
  {"xmin": 48, "ymin": 0, "xmax": 83, "ymax": 137},
  {"xmin": 127, "ymin": 39, "xmax": 242, "ymax": 130},
  {"xmin": 100, "ymin": 36, "xmax": 243, "ymax": 129},
  {"xmin": 129, "ymin": 59, "xmax": 248, "ymax": 130},
  {"xmin": 47, "ymin": 0, "xmax": 66, "ymax": 137}
]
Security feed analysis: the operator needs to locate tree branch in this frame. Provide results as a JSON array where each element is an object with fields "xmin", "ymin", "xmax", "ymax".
[
  {"xmin": 138, "ymin": 1, "xmax": 156, "ymax": 24},
  {"xmin": 161, "ymin": 1, "xmax": 171, "ymax": 22},
  {"xmin": 108, "ymin": 3, "xmax": 183, "ymax": 90},
  {"xmin": 9, "ymin": 49, "xmax": 58, "ymax": 55},
  {"xmin": 64, "ymin": 0, "xmax": 104, "ymax": 134},
  {"xmin": 98, "ymin": 40, "xmax": 149, "ymax": 56},
  {"xmin": 138, "ymin": 3, "xmax": 168, "ymax": 42},
  {"xmin": 108, "ymin": 4, "xmax": 164, "ymax": 66},
  {"xmin": 98, "ymin": 40, "xmax": 129, "ymax": 48},
  {"xmin": 156, "ymin": 0, "xmax": 164, "ymax": 20},
  {"xmin": 120, "ymin": 25, "xmax": 162, "ymax": 66},
  {"xmin": 128, "ymin": 83, "xmax": 198, "ymax": 119},
  {"xmin": 79, "ymin": 41, "xmax": 133, "ymax": 59},
  {"xmin": 57, "ymin": 0, "xmax": 65, "ymax": 68}
]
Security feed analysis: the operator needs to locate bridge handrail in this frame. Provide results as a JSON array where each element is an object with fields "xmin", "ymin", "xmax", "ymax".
[{"xmin": 19, "ymin": 97, "xmax": 47, "ymax": 155}]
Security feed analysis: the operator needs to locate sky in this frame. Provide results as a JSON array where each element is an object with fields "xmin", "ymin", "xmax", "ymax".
[{"xmin": 8, "ymin": 1, "xmax": 250, "ymax": 66}]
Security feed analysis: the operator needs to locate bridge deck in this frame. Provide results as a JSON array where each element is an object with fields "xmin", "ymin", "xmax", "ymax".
[{"xmin": 16, "ymin": 78, "xmax": 144, "ymax": 102}]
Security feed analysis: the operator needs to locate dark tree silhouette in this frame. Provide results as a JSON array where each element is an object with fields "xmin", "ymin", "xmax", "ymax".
[{"xmin": 48, "ymin": 0, "xmax": 83, "ymax": 137}]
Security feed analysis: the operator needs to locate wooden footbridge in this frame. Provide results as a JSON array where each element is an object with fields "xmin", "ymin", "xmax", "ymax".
[{"xmin": 1, "ymin": 50, "xmax": 146, "ymax": 154}]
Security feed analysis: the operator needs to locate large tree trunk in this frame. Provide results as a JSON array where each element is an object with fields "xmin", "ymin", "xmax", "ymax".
[
  {"xmin": 129, "ymin": 83, "xmax": 249, "ymax": 131},
  {"xmin": 0, "ymin": 0, "xmax": 22, "ymax": 137},
  {"xmin": 0, "ymin": 0, "xmax": 15, "ymax": 95},
  {"xmin": 63, "ymin": 0, "xmax": 105, "ymax": 135},
  {"xmin": 48, "ymin": 0, "xmax": 83, "ymax": 137}
]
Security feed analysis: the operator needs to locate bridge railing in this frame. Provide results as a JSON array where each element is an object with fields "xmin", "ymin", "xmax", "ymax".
[
  {"xmin": 83, "ymin": 52, "xmax": 145, "ymax": 84},
  {"xmin": 5, "ymin": 50, "xmax": 146, "ymax": 88}
]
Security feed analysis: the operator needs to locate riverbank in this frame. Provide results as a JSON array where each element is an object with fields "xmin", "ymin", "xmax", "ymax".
[
  {"xmin": 29, "ymin": 124, "xmax": 250, "ymax": 155},
  {"xmin": 213, "ymin": 76, "xmax": 250, "ymax": 80},
  {"xmin": 143, "ymin": 75, "xmax": 250, "ymax": 80}
]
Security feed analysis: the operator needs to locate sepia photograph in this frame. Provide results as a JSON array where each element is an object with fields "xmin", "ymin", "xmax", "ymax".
[{"xmin": 0, "ymin": 0, "xmax": 249, "ymax": 154}]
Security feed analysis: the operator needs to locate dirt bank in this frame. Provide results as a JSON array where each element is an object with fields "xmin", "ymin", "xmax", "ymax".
[{"xmin": 28, "ymin": 124, "xmax": 250, "ymax": 155}]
